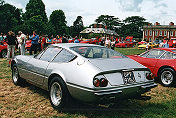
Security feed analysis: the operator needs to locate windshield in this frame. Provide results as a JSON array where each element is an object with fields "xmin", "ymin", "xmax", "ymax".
[{"xmin": 70, "ymin": 46, "xmax": 127, "ymax": 59}]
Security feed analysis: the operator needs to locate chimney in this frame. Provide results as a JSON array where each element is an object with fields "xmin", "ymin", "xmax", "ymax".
[
  {"xmin": 169, "ymin": 22, "xmax": 174, "ymax": 26},
  {"xmin": 93, "ymin": 24, "xmax": 97, "ymax": 28},
  {"xmin": 155, "ymin": 22, "xmax": 160, "ymax": 26},
  {"xmin": 99, "ymin": 24, "xmax": 102, "ymax": 28}
]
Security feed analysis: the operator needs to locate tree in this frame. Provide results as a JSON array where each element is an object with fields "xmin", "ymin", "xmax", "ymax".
[
  {"xmin": 0, "ymin": 2, "xmax": 23, "ymax": 33},
  {"xmin": 49, "ymin": 10, "xmax": 67, "ymax": 35},
  {"xmin": 24, "ymin": 0, "xmax": 48, "ymax": 23},
  {"xmin": 0, "ymin": 0, "xmax": 5, "ymax": 5},
  {"xmin": 95, "ymin": 15, "xmax": 122, "ymax": 30},
  {"xmin": 118, "ymin": 16, "xmax": 150, "ymax": 38},
  {"xmin": 72, "ymin": 16, "xmax": 84, "ymax": 37},
  {"xmin": 23, "ymin": 15, "xmax": 47, "ymax": 34}
]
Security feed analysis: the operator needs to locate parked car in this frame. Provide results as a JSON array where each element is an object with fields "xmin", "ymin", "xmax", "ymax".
[
  {"xmin": 0, "ymin": 42, "xmax": 7, "ymax": 58},
  {"xmin": 80, "ymin": 39, "xmax": 92, "ymax": 44},
  {"xmin": 128, "ymin": 48, "xmax": 176, "ymax": 86},
  {"xmin": 52, "ymin": 38, "xmax": 62, "ymax": 44},
  {"xmin": 138, "ymin": 42, "xmax": 157, "ymax": 49},
  {"xmin": 115, "ymin": 41, "xmax": 134, "ymax": 48},
  {"xmin": 25, "ymin": 40, "xmax": 32, "ymax": 51},
  {"xmin": 25, "ymin": 40, "xmax": 43, "ymax": 51},
  {"xmin": 11, "ymin": 43, "xmax": 157, "ymax": 109},
  {"xmin": 163, "ymin": 38, "xmax": 176, "ymax": 48},
  {"xmin": 138, "ymin": 41, "xmax": 146, "ymax": 45}
]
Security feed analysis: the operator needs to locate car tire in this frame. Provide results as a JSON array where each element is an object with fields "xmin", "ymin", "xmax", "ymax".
[
  {"xmin": 49, "ymin": 77, "xmax": 70, "ymax": 110},
  {"xmin": 125, "ymin": 45, "xmax": 127, "ymax": 48},
  {"xmin": 159, "ymin": 68, "xmax": 176, "ymax": 87},
  {"xmin": 12, "ymin": 64, "xmax": 23, "ymax": 86},
  {"xmin": 0, "ymin": 49, "xmax": 7, "ymax": 58}
]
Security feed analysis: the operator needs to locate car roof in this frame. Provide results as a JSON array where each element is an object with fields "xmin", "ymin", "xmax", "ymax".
[
  {"xmin": 153, "ymin": 48, "xmax": 176, "ymax": 51},
  {"xmin": 52, "ymin": 43, "xmax": 100, "ymax": 49},
  {"xmin": 153, "ymin": 48, "xmax": 176, "ymax": 53}
]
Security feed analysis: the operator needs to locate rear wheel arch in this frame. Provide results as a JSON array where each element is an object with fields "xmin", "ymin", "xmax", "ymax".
[{"xmin": 157, "ymin": 66, "xmax": 176, "ymax": 77}]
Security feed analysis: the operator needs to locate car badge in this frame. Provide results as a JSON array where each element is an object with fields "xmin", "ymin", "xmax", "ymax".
[{"xmin": 138, "ymin": 73, "xmax": 141, "ymax": 78}]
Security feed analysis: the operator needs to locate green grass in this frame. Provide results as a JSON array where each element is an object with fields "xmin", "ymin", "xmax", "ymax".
[
  {"xmin": 1, "ymin": 47, "xmax": 176, "ymax": 118},
  {"xmin": 115, "ymin": 46, "xmax": 145, "ymax": 55}
]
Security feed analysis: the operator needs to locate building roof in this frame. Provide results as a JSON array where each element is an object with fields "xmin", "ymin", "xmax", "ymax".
[
  {"xmin": 80, "ymin": 28, "xmax": 118, "ymax": 36},
  {"xmin": 143, "ymin": 25, "xmax": 176, "ymax": 29}
]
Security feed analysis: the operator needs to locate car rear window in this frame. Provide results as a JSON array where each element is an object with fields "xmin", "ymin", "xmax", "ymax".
[{"xmin": 70, "ymin": 46, "xmax": 126, "ymax": 59}]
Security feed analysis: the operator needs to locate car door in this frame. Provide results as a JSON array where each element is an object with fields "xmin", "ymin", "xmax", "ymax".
[
  {"xmin": 25, "ymin": 46, "xmax": 61, "ymax": 86},
  {"xmin": 138, "ymin": 49, "xmax": 165, "ymax": 72}
]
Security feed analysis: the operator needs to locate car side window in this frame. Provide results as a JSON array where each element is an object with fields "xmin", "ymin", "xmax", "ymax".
[
  {"xmin": 53, "ymin": 49, "xmax": 76, "ymax": 63},
  {"xmin": 140, "ymin": 51, "xmax": 150, "ymax": 57},
  {"xmin": 161, "ymin": 52, "xmax": 176, "ymax": 59},
  {"xmin": 40, "ymin": 47, "xmax": 61, "ymax": 62},
  {"xmin": 143, "ymin": 50, "xmax": 164, "ymax": 59}
]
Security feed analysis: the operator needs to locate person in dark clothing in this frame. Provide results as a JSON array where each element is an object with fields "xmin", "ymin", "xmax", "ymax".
[
  {"xmin": 29, "ymin": 31, "xmax": 39, "ymax": 55},
  {"xmin": 38, "ymin": 36, "xmax": 42, "ymax": 52},
  {"xmin": 6, "ymin": 31, "xmax": 17, "ymax": 59},
  {"xmin": 62, "ymin": 36, "xmax": 68, "ymax": 43}
]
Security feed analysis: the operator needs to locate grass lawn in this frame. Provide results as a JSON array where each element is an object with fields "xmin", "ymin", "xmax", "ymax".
[
  {"xmin": 115, "ymin": 47, "xmax": 145, "ymax": 55},
  {"xmin": 0, "ymin": 47, "xmax": 176, "ymax": 118}
]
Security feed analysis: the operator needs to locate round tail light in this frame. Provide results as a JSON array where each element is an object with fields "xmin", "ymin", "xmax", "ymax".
[
  {"xmin": 100, "ymin": 78, "xmax": 108, "ymax": 87},
  {"xmin": 93, "ymin": 78, "xmax": 100, "ymax": 87}
]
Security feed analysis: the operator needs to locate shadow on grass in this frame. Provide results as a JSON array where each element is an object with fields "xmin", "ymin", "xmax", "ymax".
[{"xmin": 20, "ymin": 81, "xmax": 172, "ymax": 118}]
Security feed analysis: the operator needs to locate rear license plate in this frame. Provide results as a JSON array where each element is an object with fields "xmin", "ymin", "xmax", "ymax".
[{"xmin": 122, "ymin": 71, "xmax": 136, "ymax": 84}]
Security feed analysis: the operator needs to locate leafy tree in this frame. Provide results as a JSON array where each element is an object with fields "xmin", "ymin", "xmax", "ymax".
[
  {"xmin": 72, "ymin": 16, "xmax": 84, "ymax": 37},
  {"xmin": 118, "ymin": 16, "xmax": 149, "ymax": 38},
  {"xmin": 49, "ymin": 10, "xmax": 67, "ymax": 35},
  {"xmin": 24, "ymin": 0, "xmax": 48, "ymax": 23},
  {"xmin": 95, "ymin": 15, "xmax": 122, "ymax": 30},
  {"xmin": 24, "ymin": 15, "xmax": 47, "ymax": 34},
  {"xmin": 0, "ymin": 0, "xmax": 5, "ymax": 5},
  {"xmin": 0, "ymin": 2, "xmax": 23, "ymax": 33}
]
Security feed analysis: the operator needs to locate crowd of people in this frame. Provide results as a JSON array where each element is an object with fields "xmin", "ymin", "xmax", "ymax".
[{"xmin": 1, "ymin": 30, "xmax": 171, "ymax": 67}]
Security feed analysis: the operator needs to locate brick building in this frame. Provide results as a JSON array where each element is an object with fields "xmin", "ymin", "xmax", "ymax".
[{"xmin": 143, "ymin": 22, "xmax": 176, "ymax": 42}]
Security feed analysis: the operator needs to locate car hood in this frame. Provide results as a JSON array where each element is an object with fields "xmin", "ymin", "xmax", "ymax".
[{"xmin": 88, "ymin": 58, "xmax": 147, "ymax": 72}]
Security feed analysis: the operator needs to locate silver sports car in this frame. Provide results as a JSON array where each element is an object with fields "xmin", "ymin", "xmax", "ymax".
[{"xmin": 11, "ymin": 43, "xmax": 157, "ymax": 109}]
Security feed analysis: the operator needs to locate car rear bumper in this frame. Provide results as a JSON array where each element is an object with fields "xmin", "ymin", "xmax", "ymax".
[{"xmin": 66, "ymin": 81, "xmax": 157, "ymax": 103}]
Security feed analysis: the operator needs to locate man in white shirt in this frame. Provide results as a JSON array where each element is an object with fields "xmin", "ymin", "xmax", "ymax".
[{"xmin": 18, "ymin": 31, "xmax": 26, "ymax": 55}]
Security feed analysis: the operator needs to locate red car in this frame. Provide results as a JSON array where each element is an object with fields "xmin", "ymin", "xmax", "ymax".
[
  {"xmin": 25, "ymin": 40, "xmax": 32, "ymax": 51},
  {"xmin": 128, "ymin": 48, "xmax": 176, "ymax": 87},
  {"xmin": 0, "ymin": 42, "xmax": 7, "ymax": 58},
  {"xmin": 115, "ymin": 41, "xmax": 134, "ymax": 48},
  {"xmin": 80, "ymin": 39, "xmax": 92, "ymax": 44},
  {"xmin": 138, "ymin": 41, "xmax": 146, "ymax": 45},
  {"xmin": 163, "ymin": 38, "xmax": 176, "ymax": 48},
  {"xmin": 25, "ymin": 40, "xmax": 43, "ymax": 51},
  {"xmin": 52, "ymin": 38, "xmax": 62, "ymax": 44}
]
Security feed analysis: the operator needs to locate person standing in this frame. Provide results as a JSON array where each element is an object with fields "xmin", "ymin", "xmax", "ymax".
[
  {"xmin": 62, "ymin": 36, "xmax": 68, "ymax": 43},
  {"xmin": 74, "ymin": 36, "xmax": 79, "ymax": 43},
  {"xmin": 18, "ymin": 31, "xmax": 26, "ymax": 55},
  {"xmin": 6, "ymin": 31, "xmax": 17, "ymax": 66},
  {"xmin": 0, "ymin": 33, "xmax": 4, "ymax": 42},
  {"xmin": 105, "ymin": 38, "xmax": 111, "ymax": 48},
  {"xmin": 29, "ymin": 31, "xmax": 39, "ymax": 55},
  {"xmin": 38, "ymin": 36, "xmax": 42, "ymax": 52}
]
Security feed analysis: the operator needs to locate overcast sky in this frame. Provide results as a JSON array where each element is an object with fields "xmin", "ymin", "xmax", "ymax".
[{"xmin": 6, "ymin": 0, "xmax": 176, "ymax": 26}]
